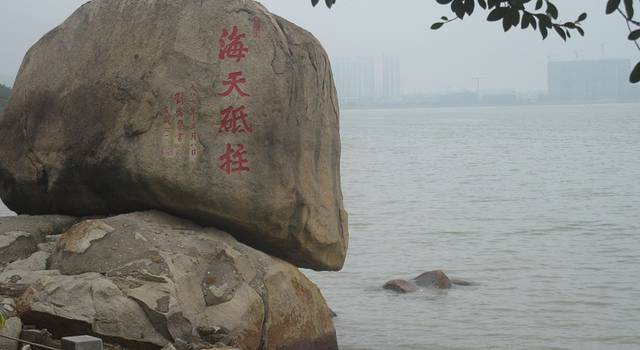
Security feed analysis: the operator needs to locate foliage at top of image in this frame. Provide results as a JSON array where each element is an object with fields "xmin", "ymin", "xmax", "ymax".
[
  {"xmin": 0, "ymin": 84, "xmax": 11, "ymax": 112},
  {"xmin": 311, "ymin": 0, "xmax": 640, "ymax": 84}
]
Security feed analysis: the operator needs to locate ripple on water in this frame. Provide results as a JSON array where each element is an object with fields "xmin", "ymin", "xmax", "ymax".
[{"xmin": 305, "ymin": 104, "xmax": 640, "ymax": 350}]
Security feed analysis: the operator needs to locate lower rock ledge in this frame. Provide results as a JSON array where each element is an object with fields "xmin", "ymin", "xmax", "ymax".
[{"xmin": 0, "ymin": 211, "xmax": 338, "ymax": 350}]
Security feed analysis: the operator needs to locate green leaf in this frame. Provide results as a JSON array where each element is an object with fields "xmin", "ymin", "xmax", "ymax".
[
  {"xmin": 535, "ymin": 0, "xmax": 544, "ymax": 10},
  {"xmin": 576, "ymin": 26, "xmax": 585, "ymax": 36},
  {"xmin": 503, "ymin": 17, "xmax": 512, "ymax": 31},
  {"xmin": 431, "ymin": 22, "xmax": 445, "ymax": 30},
  {"xmin": 578, "ymin": 13, "xmax": 587, "ymax": 22},
  {"xmin": 630, "ymin": 61, "xmax": 640, "ymax": 83},
  {"xmin": 629, "ymin": 29, "xmax": 640, "ymax": 41},
  {"xmin": 623, "ymin": 0, "xmax": 634, "ymax": 19},
  {"xmin": 606, "ymin": 0, "xmax": 621, "ymax": 15},
  {"xmin": 531, "ymin": 15, "xmax": 538, "ymax": 30},
  {"xmin": 311, "ymin": 0, "xmax": 320, "ymax": 6},
  {"xmin": 540, "ymin": 25, "xmax": 549, "ymax": 39},
  {"xmin": 536, "ymin": 14, "xmax": 552, "ymax": 28},
  {"xmin": 487, "ymin": 7, "xmax": 506, "ymax": 21},
  {"xmin": 502, "ymin": 9, "xmax": 519, "ymax": 32},
  {"xmin": 441, "ymin": 16, "xmax": 449, "ymax": 21},
  {"xmin": 0, "ymin": 312, "xmax": 5, "ymax": 330},
  {"xmin": 522, "ymin": 12, "xmax": 534, "ymax": 29},
  {"xmin": 554, "ymin": 24, "xmax": 567, "ymax": 41},
  {"xmin": 547, "ymin": 2, "xmax": 559, "ymax": 19},
  {"xmin": 464, "ymin": 0, "xmax": 475, "ymax": 16},
  {"xmin": 452, "ymin": 0, "xmax": 466, "ymax": 19},
  {"xmin": 478, "ymin": 0, "xmax": 487, "ymax": 10}
]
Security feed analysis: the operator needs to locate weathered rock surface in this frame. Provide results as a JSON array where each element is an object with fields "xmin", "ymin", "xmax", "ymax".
[
  {"xmin": 0, "ymin": 0, "xmax": 348, "ymax": 271},
  {"xmin": 382, "ymin": 279, "xmax": 417, "ymax": 294},
  {"xmin": 1, "ymin": 298, "xmax": 22, "ymax": 350},
  {"xmin": 9, "ymin": 211, "xmax": 337, "ymax": 350},
  {"xmin": 413, "ymin": 270, "xmax": 452, "ymax": 289},
  {"xmin": 383, "ymin": 270, "xmax": 473, "ymax": 293},
  {"xmin": 0, "ymin": 317, "xmax": 21, "ymax": 350},
  {"xmin": 0, "ymin": 215, "xmax": 77, "ymax": 268}
]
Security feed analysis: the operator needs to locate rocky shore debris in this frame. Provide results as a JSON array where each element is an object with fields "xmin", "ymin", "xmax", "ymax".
[
  {"xmin": 383, "ymin": 270, "xmax": 474, "ymax": 293},
  {"xmin": 0, "ymin": 211, "xmax": 338, "ymax": 350}
]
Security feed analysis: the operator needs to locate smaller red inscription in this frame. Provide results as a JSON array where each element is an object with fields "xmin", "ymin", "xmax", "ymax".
[
  {"xmin": 174, "ymin": 92, "xmax": 184, "ymax": 105},
  {"xmin": 252, "ymin": 18, "xmax": 261, "ymax": 38}
]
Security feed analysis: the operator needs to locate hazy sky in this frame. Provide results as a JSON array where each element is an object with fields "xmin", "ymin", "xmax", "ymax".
[{"xmin": 0, "ymin": 0, "xmax": 637, "ymax": 93}]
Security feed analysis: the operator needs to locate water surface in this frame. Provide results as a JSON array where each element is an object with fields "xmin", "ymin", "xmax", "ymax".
[{"xmin": 305, "ymin": 103, "xmax": 640, "ymax": 350}]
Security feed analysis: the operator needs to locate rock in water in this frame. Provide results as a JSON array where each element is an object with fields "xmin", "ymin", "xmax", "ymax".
[
  {"xmin": 14, "ymin": 211, "xmax": 338, "ymax": 350},
  {"xmin": 382, "ymin": 279, "xmax": 418, "ymax": 294},
  {"xmin": 0, "ymin": 0, "xmax": 348, "ymax": 271},
  {"xmin": 413, "ymin": 270, "xmax": 452, "ymax": 289}
]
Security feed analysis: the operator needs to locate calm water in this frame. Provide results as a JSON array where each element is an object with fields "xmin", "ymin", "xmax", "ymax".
[
  {"xmin": 2, "ymin": 104, "xmax": 640, "ymax": 349},
  {"xmin": 305, "ymin": 103, "xmax": 640, "ymax": 350}
]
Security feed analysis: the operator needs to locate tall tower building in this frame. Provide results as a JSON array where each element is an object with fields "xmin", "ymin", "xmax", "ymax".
[
  {"xmin": 382, "ymin": 54, "xmax": 400, "ymax": 99},
  {"xmin": 333, "ymin": 56, "xmax": 375, "ymax": 102},
  {"xmin": 548, "ymin": 59, "xmax": 630, "ymax": 101}
]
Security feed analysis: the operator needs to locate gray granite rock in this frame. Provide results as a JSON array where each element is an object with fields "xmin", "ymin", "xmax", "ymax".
[
  {"xmin": 18, "ymin": 211, "xmax": 337, "ymax": 350},
  {"xmin": 0, "ymin": 0, "xmax": 347, "ymax": 271}
]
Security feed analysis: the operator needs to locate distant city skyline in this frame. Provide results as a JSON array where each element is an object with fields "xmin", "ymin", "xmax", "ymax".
[
  {"xmin": 332, "ymin": 56, "xmax": 640, "ymax": 108},
  {"xmin": 333, "ymin": 54, "xmax": 401, "ymax": 102},
  {"xmin": 548, "ymin": 58, "xmax": 633, "ymax": 101},
  {"xmin": 382, "ymin": 55, "xmax": 401, "ymax": 100},
  {"xmin": 1, "ymin": 0, "xmax": 639, "ymax": 93},
  {"xmin": 333, "ymin": 56, "xmax": 375, "ymax": 101}
]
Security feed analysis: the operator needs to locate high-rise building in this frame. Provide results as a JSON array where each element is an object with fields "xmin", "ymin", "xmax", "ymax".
[
  {"xmin": 548, "ymin": 59, "xmax": 634, "ymax": 101},
  {"xmin": 332, "ymin": 56, "xmax": 375, "ymax": 102},
  {"xmin": 382, "ymin": 55, "xmax": 400, "ymax": 99}
]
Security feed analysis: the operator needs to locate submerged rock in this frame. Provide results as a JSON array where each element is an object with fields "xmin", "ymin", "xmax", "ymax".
[
  {"xmin": 413, "ymin": 270, "xmax": 452, "ymax": 289},
  {"xmin": 11, "ymin": 211, "xmax": 337, "ymax": 350},
  {"xmin": 382, "ymin": 279, "xmax": 418, "ymax": 294},
  {"xmin": 451, "ymin": 279, "xmax": 475, "ymax": 286},
  {"xmin": 0, "ymin": 0, "xmax": 347, "ymax": 271},
  {"xmin": 383, "ymin": 270, "xmax": 474, "ymax": 293}
]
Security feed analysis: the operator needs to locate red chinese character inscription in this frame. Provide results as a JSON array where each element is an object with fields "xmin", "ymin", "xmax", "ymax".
[
  {"xmin": 219, "ymin": 106, "xmax": 252, "ymax": 134},
  {"xmin": 174, "ymin": 92, "xmax": 184, "ymax": 105},
  {"xmin": 219, "ymin": 144, "xmax": 250, "ymax": 174},
  {"xmin": 218, "ymin": 26, "xmax": 249, "ymax": 62},
  {"xmin": 218, "ymin": 71, "xmax": 250, "ymax": 97}
]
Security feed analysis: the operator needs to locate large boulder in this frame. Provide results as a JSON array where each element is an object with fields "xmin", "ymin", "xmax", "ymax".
[
  {"xmin": 13, "ymin": 211, "xmax": 337, "ymax": 350},
  {"xmin": 0, "ymin": 0, "xmax": 348, "ymax": 271}
]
